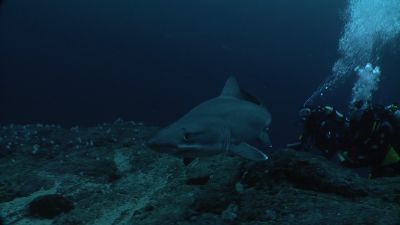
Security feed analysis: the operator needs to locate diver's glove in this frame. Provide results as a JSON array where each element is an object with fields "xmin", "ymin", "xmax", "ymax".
[{"xmin": 340, "ymin": 159, "xmax": 360, "ymax": 168}]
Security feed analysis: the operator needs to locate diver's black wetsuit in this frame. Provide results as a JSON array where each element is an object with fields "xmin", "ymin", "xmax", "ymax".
[
  {"xmin": 341, "ymin": 120, "xmax": 400, "ymax": 178},
  {"xmin": 340, "ymin": 102, "xmax": 400, "ymax": 179},
  {"xmin": 293, "ymin": 106, "xmax": 352, "ymax": 159}
]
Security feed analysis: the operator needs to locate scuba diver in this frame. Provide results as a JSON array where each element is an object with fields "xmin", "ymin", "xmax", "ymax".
[
  {"xmin": 340, "ymin": 100, "xmax": 400, "ymax": 179},
  {"xmin": 288, "ymin": 102, "xmax": 353, "ymax": 160}
]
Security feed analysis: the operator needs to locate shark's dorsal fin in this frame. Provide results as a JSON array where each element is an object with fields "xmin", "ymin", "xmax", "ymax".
[
  {"xmin": 220, "ymin": 76, "xmax": 263, "ymax": 106},
  {"xmin": 220, "ymin": 76, "xmax": 241, "ymax": 98}
]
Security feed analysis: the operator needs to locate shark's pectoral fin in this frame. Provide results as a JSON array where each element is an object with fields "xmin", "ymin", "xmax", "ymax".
[
  {"xmin": 259, "ymin": 132, "xmax": 272, "ymax": 147},
  {"xmin": 229, "ymin": 143, "xmax": 268, "ymax": 161},
  {"xmin": 183, "ymin": 158, "xmax": 196, "ymax": 166}
]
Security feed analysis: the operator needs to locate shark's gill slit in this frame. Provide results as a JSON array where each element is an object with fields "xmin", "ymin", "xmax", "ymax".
[{"xmin": 220, "ymin": 128, "xmax": 226, "ymax": 151}]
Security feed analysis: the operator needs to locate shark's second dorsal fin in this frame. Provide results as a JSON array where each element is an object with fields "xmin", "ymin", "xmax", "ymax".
[
  {"xmin": 239, "ymin": 88, "xmax": 263, "ymax": 106},
  {"xmin": 220, "ymin": 76, "xmax": 263, "ymax": 106},
  {"xmin": 220, "ymin": 76, "xmax": 241, "ymax": 98}
]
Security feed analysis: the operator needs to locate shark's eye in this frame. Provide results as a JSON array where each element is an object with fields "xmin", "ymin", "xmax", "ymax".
[{"xmin": 183, "ymin": 133, "xmax": 190, "ymax": 141}]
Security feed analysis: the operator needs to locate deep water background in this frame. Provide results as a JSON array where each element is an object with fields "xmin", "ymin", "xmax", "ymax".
[{"xmin": 0, "ymin": 0, "xmax": 399, "ymax": 152}]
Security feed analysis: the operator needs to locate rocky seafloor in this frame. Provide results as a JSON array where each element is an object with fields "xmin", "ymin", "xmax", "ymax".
[{"xmin": 1, "ymin": 120, "xmax": 400, "ymax": 225}]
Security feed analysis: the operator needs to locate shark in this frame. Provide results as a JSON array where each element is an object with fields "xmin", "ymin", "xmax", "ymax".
[{"xmin": 147, "ymin": 76, "xmax": 272, "ymax": 165}]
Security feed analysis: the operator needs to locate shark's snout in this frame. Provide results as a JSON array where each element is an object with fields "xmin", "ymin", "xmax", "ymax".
[
  {"xmin": 147, "ymin": 135, "xmax": 177, "ymax": 154},
  {"xmin": 147, "ymin": 137, "xmax": 156, "ymax": 147}
]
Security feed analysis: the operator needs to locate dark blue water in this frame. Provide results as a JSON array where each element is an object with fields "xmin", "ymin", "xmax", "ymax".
[{"xmin": 1, "ymin": 0, "xmax": 399, "ymax": 150}]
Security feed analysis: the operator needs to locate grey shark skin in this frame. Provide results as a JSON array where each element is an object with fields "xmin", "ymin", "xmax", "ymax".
[{"xmin": 147, "ymin": 76, "xmax": 272, "ymax": 162}]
